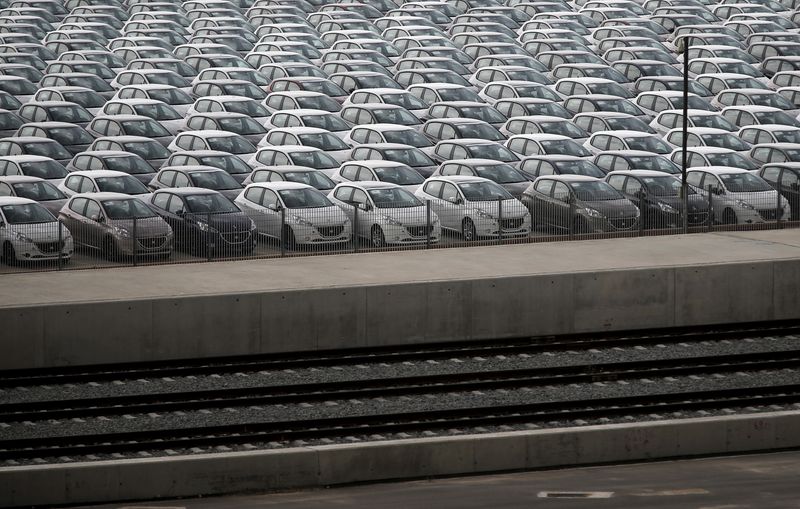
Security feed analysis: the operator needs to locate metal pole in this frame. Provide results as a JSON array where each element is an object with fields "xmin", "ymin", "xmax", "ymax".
[
  {"xmin": 206, "ymin": 212, "xmax": 212, "ymax": 262},
  {"xmin": 681, "ymin": 35, "xmax": 690, "ymax": 235},
  {"xmin": 707, "ymin": 185, "xmax": 713, "ymax": 232},
  {"xmin": 497, "ymin": 196, "xmax": 503, "ymax": 243},
  {"xmin": 132, "ymin": 216, "xmax": 138, "ymax": 267},
  {"xmin": 57, "ymin": 219, "xmax": 63, "ymax": 271},
  {"xmin": 280, "ymin": 207, "xmax": 286, "ymax": 257},
  {"xmin": 777, "ymin": 188, "xmax": 783, "ymax": 229},
  {"xmin": 568, "ymin": 198, "xmax": 575, "ymax": 240},
  {"xmin": 425, "ymin": 200, "xmax": 431, "ymax": 249},
  {"xmin": 353, "ymin": 205, "xmax": 359, "ymax": 253}
]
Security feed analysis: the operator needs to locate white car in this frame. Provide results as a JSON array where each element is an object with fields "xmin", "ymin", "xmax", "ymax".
[
  {"xmin": 331, "ymin": 161, "xmax": 425, "ymax": 192},
  {"xmin": 58, "ymin": 170, "xmax": 151, "ymax": 198},
  {"xmin": 686, "ymin": 166, "xmax": 790, "ymax": 224},
  {"xmin": 234, "ymin": 181, "xmax": 352, "ymax": 248},
  {"xmin": 329, "ymin": 181, "xmax": 441, "ymax": 247},
  {"xmin": 414, "ymin": 175, "xmax": 531, "ymax": 241},
  {"xmin": 260, "ymin": 127, "xmax": 352, "ymax": 163},
  {"xmin": 0, "ymin": 196, "xmax": 73, "ymax": 265}
]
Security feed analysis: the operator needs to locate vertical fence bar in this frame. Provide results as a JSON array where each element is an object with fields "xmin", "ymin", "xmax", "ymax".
[
  {"xmin": 353, "ymin": 205, "xmax": 359, "ymax": 253},
  {"xmin": 280, "ymin": 206, "xmax": 286, "ymax": 257},
  {"xmin": 681, "ymin": 34, "xmax": 690, "ymax": 235},
  {"xmin": 638, "ymin": 199, "xmax": 644, "ymax": 236},
  {"xmin": 206, "ymin": 212, "xmax": 212, "ymax": 262},
  {"xmin": 568, "ymin": 198, "xmax": 575, "ymax": 240},
  {"xmin": 497, "ymin": 196, "xmax": 503, "ymax": 244},
  {"xmin": 425, "ymin": 200, "xmax": 431, "ymax": 249},
  {"xmin": 707, "ymin": 185, "xmax": 714, "ymax": 232},
  {"xmin": 777, "ymin": 190, "xmax": 783, "ymax": 229},
  {"xmin": 132, "ymin": 216, "xmax": 138, "ymax": 267},
  {"xmin": 57, "ymin": 219, "xmax": 64, "ymax": 271}
]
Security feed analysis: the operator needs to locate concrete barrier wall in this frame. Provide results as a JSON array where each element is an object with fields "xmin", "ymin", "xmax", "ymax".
[
  {"xmin": 2, "ymin": 258, "xmax": 800, "ymax": 370},
  {"xmin": 2, "ymin": 410, "xmax": 799, "ymax": 507}
]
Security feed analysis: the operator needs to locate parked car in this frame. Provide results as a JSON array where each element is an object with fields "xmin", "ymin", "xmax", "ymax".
[
  {"xmin": 686, "ymin": 167, "xmax": 790, "ymax": 223},
  {"xmin": 0, "ymin": 196, "xmax": 73, "ymax": 265}
]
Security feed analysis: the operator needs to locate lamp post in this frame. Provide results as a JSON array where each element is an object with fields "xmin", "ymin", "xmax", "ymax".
[{"xmin": 681, "ymin": 35, "xmax": 691, "ymax": 234}]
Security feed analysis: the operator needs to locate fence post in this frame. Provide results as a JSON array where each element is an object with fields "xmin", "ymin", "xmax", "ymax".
[
  {"xmin": 568, "ymin": 198, "xmax": 575, "ymax": 240},
  {"xmin": 206, "ymin": 212, "xmax": 212, "ymax": 262},
  {"xmin": 638, "ymin": 198, "xmax": 644, "ymax": 236},
  {"xmin": 57, "ymin": 219, "xmax": 64, "ymax": 271},
  {"xmin": 776, "ymin": 190, "xmax": 783, "ymax": 229},
  {"xmin": 353, "ymin": 205, "xmax": 359, "ymax": 253},
  {"xmin": 497, "ymin": 196, "xmax": 503, "ymax": 243},
  {"xmin": 132, "ymin": 216, "xmax": 138, "ymax": 267},
  {"xmin": 425, "ymin": 200, "xmax": 431, "ymax": 249},
  {"xmin": 707, "ymin": 185, "xmax": 713, "ymax": 232},
  {"xmin": 280, "ymin": 206, "xmax": 286, "ymax": 257}
]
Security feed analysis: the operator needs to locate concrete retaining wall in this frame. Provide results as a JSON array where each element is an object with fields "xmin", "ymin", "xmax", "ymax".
[
  {"xmin": 2, "ymin": 258, "xmax": 800, "ymax": 370},
  {"xmin": 2, "ymin": 411, "xmax": 799, "ymax": 507}
]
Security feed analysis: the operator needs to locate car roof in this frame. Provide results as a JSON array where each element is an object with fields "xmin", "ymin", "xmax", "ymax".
[
  {"xmin": 607, "ymin": 169, "xmax": 676, "ymax": 177},
  {"xmin": 336, "ymin": 180, "xmax": 400, "ymax": 189},
  {"xmin": 153, "ymin": 187, "xmax": 222, "ymax": 195},
  {"xmin": 0, "ymin": 196, "xmax": 37, "ymax": 205},
  {"xmin": 537, "ymin": 174, "xmax": 600, "ymax": 182},
  {"xmin": 690, "ymin": 166, "xmax": 751, "ymax": 174},
  {"xmin": 247, "ymin": 181, "xmax": 313, "ymax": 191},
  {"xmin": 71, "ymin": 191, "xmax": 137, "ymax": 200},
  {"xmin": 0, "ymin": 175, "xmax": 44, "ymax": 183}
]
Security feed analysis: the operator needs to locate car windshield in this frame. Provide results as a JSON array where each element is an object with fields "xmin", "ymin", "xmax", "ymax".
[
  {"xmin": 199, "ymin": 155, "xmax": 250, "ymax": 174},
  {"xmin": 296, "ymin": 95, "xmax": 342, "ymax": 112},
  {"xmin": 552, "ymin": 160, "xmax": 606, "ymax": 177},
  {"xmin": 189, "ymin": 170, "xmax": 240, "ymax": 190},
  {"xmin": 372, "ymin": 108, "xmax": 420, "ymax": 126},
  {"xmin": 218, "ymin": 116, "xmax": 266, "ymax": 135},
  {"xmin": 373, "ymin": 166, "xmax": 423, "ymax": 185},
  {"xmin": 50, "ymin": 105, "xmax": 93, "ymax": 123},
  {"xmin": 283, "ymin": 171, "xmax": 335, "ymax": 190},
  {"xmin": 48, "ymin": 127, "xmax": 94, "ymax": 145},
  {"xmin": 570, "ymin": 180, "xmax": 623, "ymax": 200},
  {"xmin": 539, "ymin": 121, "xmax": 587, "ymax": 139},
  {"xmin": 18, "ymin": 160, "xmax": 68, "ymax": 179},
  {"xmin": 627, "ymin": 155, "xmax": 680, "ymax": 173},
  {"xmin": 691, "ymin": 114, "xmax": 736, "ymax": 131},
  {"xmin": 540, "ymin": 139, "xmax": 590, "ymax": 157},
  {"xmin": 771, "ymin": 129, "xmax": 800, "ymax": 143},
  {"xmin": 222, "ymin": 82, "xmax": 267, "ymax": 99},
  {"xmin": 474, "ymin": 163, "xmax": 526, "ymax": 183},
  {"xmin": 583, "ymin": 67, "xmax": 629, "ymax": 82},
  {"xmin": 11, "ymin": 181, "xmax": 65, "ymax": 200},
  {"xmin": 0, "ymin": 94, "xmax": 21, "ymax": 110},
  {"xmin": 22, "ymin": 141, "xmax": 71, "ymax": 160},
  {"xmin": 379, "ymin": 92, "xmax": 425, "ymax": 112},
  {"xmin": 105, "ymin": 155, "xmax": 154, "ymax": 174},
  {"xmin": 383, "ymin": 148, "xmax": 433, "ymax": 167},
  {"xmin": 121, "ymin": 119, "xmax": 170, "ymax": 137},
  {"xmin": 715, "ymin": 49, "xmax": 756, "ymax": 63},
  {"xmin": 185, "ymin": 193, "xmax": 240, "ymax": 213},
  {"xmin": 291, "ymin": 150, "xmax": 338, "ymax": 169},
  {"xmin": 148, "ymin": 72, "xmax": 191, "ymax": 87},
  {"xmin": 702, "ymin": 133, "xmax": 749, "ymax": 151},
  {"xmin": 63, "ymin": 90, "xmax": 106, "ymax": 108},
  {"xmin": 589, "ymin": 82, "xmax": 631, "ymax": 98},
  {"xmin": 95, "ymin": 175, "xmax": 149, "ymax": 194},
  {"xmin": 753, "ymin": 110, "xmax": 800, "ymax": 126},
  {"xmin": 367, "ymin": 187, "xmax": 421, "ymax": 208},
  {"xmin": 455, "ymin": 123, "xmax": 505, "ymax": 141},
  {"xmin": 136, "ymin": 103, "xmax": 181, "ymax": 121},
  {"xmin": 594, "ymin": 99, "xmax": 643, "ymax": 116},
  {"xmin": 515, "ymin": 85, "xmax": 561, "ymax": 101},
  {"xmin": 720, "ymin": 172, "xmax": 773, "ymax": 192},
  {"xmin": 706, "ymin": 152, "xmax": 758, "ymax": 170},
  {"xmin": 624, "ymin": 136, "xmax": 671, "ymax": 153},
  {"xmin": 437, "ymin": 87, "xmax": 482, "ymax": 102},
  {"xmin": 102, "ymin": 198, "xmax": 157, "ymax": 219},
  {"xmin": 149, "ymin": 88, "xmax": 193, "ymax": 105},
  {"xmin": 382, "ymin": 129, "xmax": 431, "ymax": 147},
  {"xmin": 225, "ymin": 100, "xmax": 268, "ymax": 117},
  {"xmin": 229, "ymin": 70, "xmax": 269, "ymax": 86},
  {"xmin": 641, "ymin": 176, "xmax": 694, "ymax": 196},
  {"xmin": 459, "ymin": 106, "xmax": 506, "ymax": 123},
  {"xmin": 207, "ymin": 135, "xmax": 256, "ymax": 154},
  {"xmin": 458, "ymin": 181, "xmax": 513, "ymax": 201},
  {"xmin": 750, "ymin": 93, "xmax": 795, "ymax": 110},
  {"xmin": 278, "ymin": 187, "xmax": 332, "ymax": 208},
  {"xmin": 123, "ymin": 140, "xmax": 170, "ymax": 159},
  {"xmin": 726, "ymin": 77, "xmax": 768, "ymax": 89},
  {"xmin": 278, "ymin": 131, "xmax": 340, "ymax": 152},
  {"xmin": 301, "ymin": 114, "xmax": 350, "ymax": 132},
  {"xmin": 1, "ymin": 80, "xmax": 37, "ymax": 95},
  {"xmin": 71, "ymin": 76, "xmax": 112, "ymax": 91},
  {"xmin": 304, "ymin": 80, "xmax": 346, "ymax": 97},
  {"xmin": 1, "ymin": 203, "xmax": 53, "ymax": 223},
  {"xmin": 471, "ymin": 143, "xmax": 518, "ymax": 162},
  {"xmin": 719, "ymin": 62, "xmax": 760, "ymax": 77}
]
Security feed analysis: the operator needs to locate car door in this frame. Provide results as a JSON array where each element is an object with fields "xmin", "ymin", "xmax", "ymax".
[
  {"xmin": 438, "ymin": 181, "xmax": 464, "ymax": 229},
  {"xmin": 259, "ymin": 188, "xmax": 284, "ymax": 239},
  {"xmin": 551, "ymin": 181, "xmax": 573, "ymax": 230},
  {"xmin": 82, "ymin": 198, "xmax": 105, "ymax": 249}
]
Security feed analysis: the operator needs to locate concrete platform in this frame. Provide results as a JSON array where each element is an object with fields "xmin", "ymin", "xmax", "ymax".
[{"xmin": 2, "ymin": 229, "xmax": 800, "ymax": 369}]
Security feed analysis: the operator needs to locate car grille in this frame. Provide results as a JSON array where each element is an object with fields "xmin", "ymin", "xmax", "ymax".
[
  {"xmin": 317, "ymin": 225, "xmax": 344, "ymax": 237},
  {"xmin": 758, "ymin": 209, "xmax": 781, "ymax": 221},
  {"xmin": 406, "ymin": 225, "xmax": 432, "ymax": 237},
  {"xmin": 221, "ymin": 231, "xmax": 251, "ymax": 244},
  {"xmin": 610, "ymin": 217, "xmax": 637, "ymax": 230},
  {"xmin": 137, "ymin": 236, "xmax": 167, "ymax": 249},
  {"xmin": 499, "ymin": 218, "xmax": 524, "ymax": 230},
  {"xmin": 35, "ymin": 241, "xmax": 64, "ymax": 253}
]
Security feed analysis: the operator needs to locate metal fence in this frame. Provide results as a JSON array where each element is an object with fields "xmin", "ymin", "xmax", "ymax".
[{"xmin": 1, "ymin": 188, "xmax": 798, "ymax": 273}]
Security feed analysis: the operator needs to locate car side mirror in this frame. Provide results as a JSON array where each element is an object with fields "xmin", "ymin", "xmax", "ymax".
[
  {"xmin": 176, "ymin": 209, "xmax": 185, "ymax": 216},
  {"xmin": 447, "ymin": 196, "xmax": 462, "ymax": 205},
  {"xmin": 714, "ymin": 188, "xmax": 724, "ymax": 196},
  {"xmin": 359, "ymin": 202, "xmax": 372, "ymax": 211},
  {"xmin": 267, "ymin": 203, "xmax": 281, "ymax": 211}
]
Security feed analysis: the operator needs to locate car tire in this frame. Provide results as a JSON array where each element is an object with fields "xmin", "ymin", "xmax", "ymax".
[
  {"xmin": 102, "ymin": 236, "xmax": 119, "ymax": 261},
  {"xmin": 462, "ymin": 218, "xmax": 476, "ymax": 242},
  {"xmin": 282, "ymin": 226, "xmax": 296, "ymax": 251},
  {"xmin": 722, "ymin": 209, "xmax": 737, "ymax": 225},
  {"xmin": 2, "ymin": 242, "xmax": 16, "ymax": 266},
  {"xmin": 370, "ymin": 225, "xmax": 386, "ymax": 248}
]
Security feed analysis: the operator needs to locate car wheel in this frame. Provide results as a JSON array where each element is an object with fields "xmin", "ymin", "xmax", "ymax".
[
  {"xmin": 102, "ymin": 236, "xmax": 119, "ymax": 261},
  {"xmin": 2, "ymin": 242, "xmax": 16, "ymax": 266},
  {"xmin": 370, "ymin": 225, "xmax": 386, "ymax": 248},
  {"xmin": 722, "ymin": 209, "xmax": 737, "ymax": 225},
  {"xmin": 462, "ymin": 218, "xmax": 476, "ymax": 242},
  {"xmin": 282, "ymin": 226, "xmax": 296, "ymax": 251}
]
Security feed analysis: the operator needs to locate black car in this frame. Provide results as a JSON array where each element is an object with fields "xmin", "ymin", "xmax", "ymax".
[
  {"xmin": 759, "ymin": 163, "xmax": 800, "ymax": 221},
  {"xmin": 148, "ymin": 188, "xmax": 256, "ymax": 256}
]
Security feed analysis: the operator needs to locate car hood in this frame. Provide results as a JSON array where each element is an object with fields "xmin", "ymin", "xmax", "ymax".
[
  {"xmin": 6, "ymin": 221, "xmax": 64, "ymax": 241},
  {"xmin": 467, "ymin": 199, "xmax": 528, "ymax": 218},
  {"xmin": 37, "ymin": 199, "xmax": 68, "ymax": 216},
  {"xmin": 501, "ymin": 181, "xmax": 532, "ymax": 199},
  {"xmin": 727, "ymin": 189, "xmax": 781, "ymax": 206},
  {"xmin": 374, "ymin": 204, "xmax": 429, "ymax": 224},
  {"xmin": 188, "ymin": 211, "xmax": 252, "ymax": 230},
  {"xmin": 290, "ymin": 205, "xmax": 348, "ymax": 225},
  {"xmin": 578, "ymin": 198, "xmax": 639, "ymax": 218},
  {"xmin": 655, "ymin": 194, "xmax": 709, "ymax": 212},
  {"xmin": 109, "ymin": 217, "xmax": 171, "ymax": 236}
]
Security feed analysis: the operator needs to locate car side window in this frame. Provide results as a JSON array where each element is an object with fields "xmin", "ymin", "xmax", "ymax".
[
  {"xmin": 782, "ymin": 170, "xmax": 799, "ymax": 186},
  {"xmin": 0, "ymin": 182, "xmax": 12, "ymax": 196},
  {"xmin": 624, "ymin": 177, "xmax": 642, "ymax": 194},
  {"xmin": 85, "ymin": 199, "xmax": 101, "ymax": 219},
  {"xmin": 535, "ymin": 179, "xmax": 554, "ymax": 195},
  {"xmin": 69, "ymin": 197, "xmax": 88, "ymax": 215},
  {"xmin": 552, "ymin": 182, "xmax": 570, "ymax": 201},
  {"xmin": 165, "ymin": 195, "xmax": 183, "ymax": 214},
  {"xmin": 607, "ymin": 174, "xmax": 626, "ymax": 190},
  {"xmin": 174, "ymin": 172, "xmax": 190, "ymax": 187},
  {"xmin": 441, "ymin": 182, "xmax": 459, "ymax": 201},
  {"xmin": 152, "ymin": 193, "xmax": 170, "ymax": 209},
  {"xmin": 423, "ymin": 180, "xmax": 443, "ymax": 198},
  {"xmin": 351, "ymin": 188, "xmax": 368, "ymax": 206},
  {"xmin": 158, "ymin": 170, "xmax": 176, "ymax": 186},
  {"xmin": 261, "ymin": 189, "xmax": 279, "ymax": 208}
]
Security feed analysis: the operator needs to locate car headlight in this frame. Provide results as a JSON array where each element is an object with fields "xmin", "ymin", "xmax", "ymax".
[
  {"xmin": 112, "ymin": 225, "xmax": 130, "ymax": 237},
  {"xmin": 583, "ymin": 207, "xmax": 604, "ymax": 218},
  {"xmin": 735, "ymin": 200, "xmax": 755, "ymax": 210},
  {"xmin": 657, "ymin": 202, "xmax": 678, "ymax": 214},
  {"xmin": 476, "ymin": 208, "xmax": 494, "ymax": 219},
  {"xmin": 13, "ymin": 231, "xmax": 33, "ymax": 242},
  {"xmin": 291, "ymin": 215, "xmax": 312, "ymax": 226},
  {"xmin": 381, "ymin": 214, "xmax": 402, "ymax": 226},
  {"xmin": 196, "ymin": 221, "xmax": 218, "ymax": 233}
]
